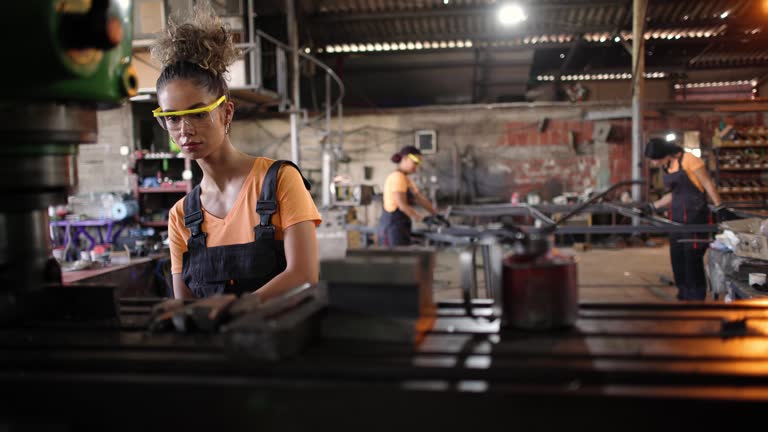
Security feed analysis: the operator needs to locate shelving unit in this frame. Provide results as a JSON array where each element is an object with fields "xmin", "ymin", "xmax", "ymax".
[
  {"xmin": 712, "ymin": 126, "xmax": 768, "ymax": 210},
  {"xmin": 133, "ymin": 156, "xmax": 193, "ymax": 227}
]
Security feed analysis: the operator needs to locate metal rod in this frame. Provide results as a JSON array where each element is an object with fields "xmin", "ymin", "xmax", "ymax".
[
  {"xmin": 600, "ymin": 202, "xmax": 681, "ymax": 227},
  {"xmin": 631, "ymin": 0, "xmax": 647, "ymax": 205},
  {"xmin": 546, "ymin": 180, "xmax": 644, "ymax": 232},
  {"xmin": 246, "ymin": 0, "xmax": 259, "ymax": 89},
  {"xmin": 321, "ymin": 74, "xmax": 333, "ymax": 207},
  {"xmin": 286, "ymin": 0, "xmax": 301, "ymax": 164},
  {"xmin": 338, "ymin": 100, "xmax": 343, "ymax": 164}
]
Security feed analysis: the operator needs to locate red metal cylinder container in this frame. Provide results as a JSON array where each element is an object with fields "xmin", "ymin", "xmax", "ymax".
[{"xmin": 501, "ymin": 256, "xmax": 578, "ymax": 330}]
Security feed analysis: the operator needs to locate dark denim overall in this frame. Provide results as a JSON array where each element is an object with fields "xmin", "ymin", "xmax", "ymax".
[
  {"xmin": 181, "ymin": 160, "xmax": 310, "ymax": 298},
  {"xmin": 664, "ymin": 153, "xmax": 710, "ymax": 300},
  {"xmin": 377, "ymin": 172, "xmax": 415, "ymax": 247}
]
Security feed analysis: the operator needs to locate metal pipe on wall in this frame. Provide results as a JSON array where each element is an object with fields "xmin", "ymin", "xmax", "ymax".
[
  {"xmin": 631, "ymin": 0, "xmax": 647, "ymax": 204},
  {"xmin": 321, "ymin": 74, "xmax": 332, "ymax": 207},
  {"xmin": 286, "ymin": 0, "xmax": 300, "ymax": 164}
]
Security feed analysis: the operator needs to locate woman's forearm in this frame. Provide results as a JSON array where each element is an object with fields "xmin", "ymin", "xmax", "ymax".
[
  {"xmin": 700, "ymin": 177, "xmax": 722, "ymax": 206},
  {"xmin": 654, "ymin": 193, "xmax": 673, "ymax": 209},
  {"xmin": 255, "ymin": 267, "xmax": 317, "ymax": 303},
  {"xmin": 398, "ymin": 203, "xmax": 424, "ymax": 221},
  {"xmin": 415, "ymin": 194, "xmax": 437, "ymax": 215}
]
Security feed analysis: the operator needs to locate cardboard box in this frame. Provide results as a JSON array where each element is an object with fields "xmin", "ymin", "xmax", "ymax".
[{"xmin": 721, "ymin": 218, "xmax": 768, "ymax": 261}]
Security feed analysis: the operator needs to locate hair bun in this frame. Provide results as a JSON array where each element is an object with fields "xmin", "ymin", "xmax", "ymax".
[{"xmin": 151, "ymin": 1, "xmax": 240, "ymax": 76}]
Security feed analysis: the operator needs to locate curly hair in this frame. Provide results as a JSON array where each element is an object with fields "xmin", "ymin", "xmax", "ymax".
[{"xmin": 150, "ymin": 1, "xmax": 241, "ymax": 97}]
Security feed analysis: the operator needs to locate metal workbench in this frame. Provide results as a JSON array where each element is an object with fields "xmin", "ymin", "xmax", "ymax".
[{"xmin": 2, "ymin": 297, "xmax": 768, "ymax": 430}]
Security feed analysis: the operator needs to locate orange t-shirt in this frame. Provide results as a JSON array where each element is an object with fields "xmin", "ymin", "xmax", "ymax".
[
  {"xmin": 383, "ymin": 171, "xmax": 419, "ymax": 212},
  {"xmin": 666, "ymin": 152, "xmax": 705, "ymax": 192},
  {"xmin": 168, "ymin": 158, "xmax": 321, "ymax": 274}
]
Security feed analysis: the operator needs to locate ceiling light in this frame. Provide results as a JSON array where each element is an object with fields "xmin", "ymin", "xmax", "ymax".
[
  {"xmin": 398, "ymin": 42, "xmax": 407, "ymax": 50},
  {"xmin": 720, "ymin": 10, "xmax": 729, "ymax": 19},
  {"xmin": 326, "ymin": 46, "xmax": 335, "ymax": 53},
  {"xmin": 415, "ymin": 42, "xmax": 424, "ymax": 49},
  {"xmin": 559, "ymin": 53, "xmax": 565, "ymax": 59},
  {"xmin": 456, "ymin": 40, "xmax": 464, "ymax": 48},
  {"xmin": 374, "ymin": 43, "xmax": 382, "ymax": 51},
  {"xmin": 465, "ymin": 40, "xmax": 473, "ymax": 47},
  {"xmin": 382, "ymin": 42, "xmax": 391, "ymax": 50},
  {"xmin": 407, "ymin": 42, "xmax": 415, "ymax": 50},
  {"xmin": 665, "ymin": 133, "xmax": 676, "ymax": 142},
  {"xmin": 444, "ymin": 0, "xmax": 449, "ymax": 3},
  {"xmin": 498, "ymin": 4, "xmax": 527, "ymax": 26},
  {"xmin": 304, "ymin": 47, "xmax": 310, "ymax": 53}
]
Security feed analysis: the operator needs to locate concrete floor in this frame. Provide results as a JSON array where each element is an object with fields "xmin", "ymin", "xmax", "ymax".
[{"xmin": 433, "ymin": 241, "xmax": 680, "ymax": 303}]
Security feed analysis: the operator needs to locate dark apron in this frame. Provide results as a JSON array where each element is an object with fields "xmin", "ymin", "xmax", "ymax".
[
  {"xmin": 663, "ymin": 153, "xmax": 710, "ymax": 300},
  {"xmin": 377, "ymin": 173, "xmax": 415, "ymax": 247},
  {"xmin": 181, "ymin": 160, "xmax": 311, "ymax": 298}
]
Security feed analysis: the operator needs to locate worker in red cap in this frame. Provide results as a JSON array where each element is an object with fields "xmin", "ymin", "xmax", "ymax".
[
  {"xmin": 643, "ymin": 137, "xmax": 733, "ymax": 300},
  {"xmin": 377, "ymin": 146, "xmax": 440, "ymax": 246}
]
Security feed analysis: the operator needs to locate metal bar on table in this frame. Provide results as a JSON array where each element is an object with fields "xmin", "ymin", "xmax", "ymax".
[
  {"xmin": 548, "ymin": 224, "xmax": 717, "ymax": 235},
  {"xmin": 522, "ymin": 204, "xmax": 556, "ymax": 226},
  {"xmin": 601, "ymin": 202, "xmax": 681, "ymax": 227}
]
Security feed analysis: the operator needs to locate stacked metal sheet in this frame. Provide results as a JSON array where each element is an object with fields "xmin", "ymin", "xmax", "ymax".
[{"xmin": 320, "ymin": 248, "xmax": 437, "ymax": 343}]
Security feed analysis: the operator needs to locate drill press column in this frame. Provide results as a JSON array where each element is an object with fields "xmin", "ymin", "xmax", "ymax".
[{"xmin": 0, "ymin": 0, "xmax": 136, "ymax": 321}]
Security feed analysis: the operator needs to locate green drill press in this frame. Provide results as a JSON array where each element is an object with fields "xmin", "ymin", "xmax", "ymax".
[{"xmin": 0, "ymin": 0, "xmax": 136, "ymax": 321}]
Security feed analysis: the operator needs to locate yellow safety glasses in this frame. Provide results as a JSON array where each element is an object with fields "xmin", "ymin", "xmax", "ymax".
[
  {"xmin": 408, "ymin": 153, "xmax": 422, "ymax": 165},
  {"xmin": 152, "ymin": 95, "xmax": 227, "ymax": 131}
]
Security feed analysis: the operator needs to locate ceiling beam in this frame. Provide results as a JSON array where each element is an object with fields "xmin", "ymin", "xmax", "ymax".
[
  {"xmin": 309, "ymin": 26, "xmax": 765, "ymax": 46},
  {"xmin": 342, "ymin": 60, "xmax": 533, "ymax": 73},
  {"xmin": 310, "ymin": 2, "xmax": 628, "ymax": 23}
]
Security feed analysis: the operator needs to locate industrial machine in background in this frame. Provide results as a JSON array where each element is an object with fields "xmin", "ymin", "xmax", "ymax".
[
  {"xmin": 317, "ymin": 180, "xmax": 376, "ymax": 259},
  {"xmin": 0, "ymin": 0, "xmax": 137, "ymax": 321}
]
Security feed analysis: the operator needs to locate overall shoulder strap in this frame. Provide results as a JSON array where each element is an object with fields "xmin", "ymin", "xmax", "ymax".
[
  {"xmin": 183, "ymin": 185, "xmax": 206, "ymax": 247},
  {"xmin": 254, "ymin": 160, "xmax": 311, "ymax": 240}
]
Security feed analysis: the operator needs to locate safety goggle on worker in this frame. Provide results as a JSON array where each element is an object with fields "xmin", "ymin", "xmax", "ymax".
[
  {"xmin": 408, "ymin": 153, "xmax": 422, "ymax": 164},
  {"xmin": 152, "ymin": 95, "xmax": 227, "ymax": 131}
]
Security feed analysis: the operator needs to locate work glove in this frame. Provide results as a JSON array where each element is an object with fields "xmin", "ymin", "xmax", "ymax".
[
  {"xmin": 423, "ymin": 214, "xmax": 450, "ymax": 227},
  {"xmin": 433, "ymin": 214, "xmax": 451, "ymax": 227},
  {"xmin": 711, "ymin": 204, "xmax": 739, "ymax": 223},
  {"xmin": 638, "ymin": 202, "xmax": 658, "ymax": 217}
]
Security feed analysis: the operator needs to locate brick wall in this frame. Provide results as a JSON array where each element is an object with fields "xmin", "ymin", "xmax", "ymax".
[
  {"xmin": 76, "ymin": 104, "xmax": 134, "ymax": 195},
  {"xmin": 231, "ymin": 106, "xmax": 765, "ymax": 213}
]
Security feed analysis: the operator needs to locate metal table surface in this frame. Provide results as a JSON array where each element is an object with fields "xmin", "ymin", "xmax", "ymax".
[{"xmin": 3, "ymin": 298, "xmax": 768, "ymax": 430}]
